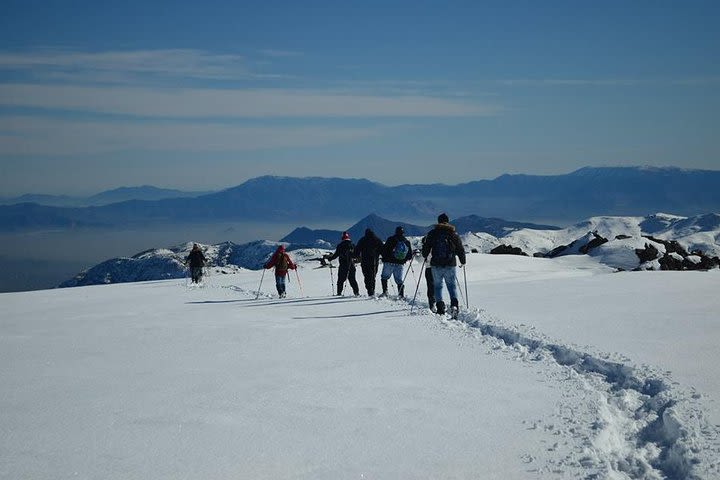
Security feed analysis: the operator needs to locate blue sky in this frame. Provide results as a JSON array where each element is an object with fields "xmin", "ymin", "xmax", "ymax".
[{"xmin": 1, "ymin": 0, "xmax": 719, "ymax": 195}]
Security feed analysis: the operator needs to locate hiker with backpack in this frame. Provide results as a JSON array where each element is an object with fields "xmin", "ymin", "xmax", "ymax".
[
  {"xmin": 264, "ymin": 245, "xmax": 297, "ymax": 298},
  {"xmin": 185, "ymin": 243, "xmax": 207, "ymax": 284},
  {"xmin": 324, "ymin": 232, "xmax": 360, "ymax": 296},
  {"xmin": 421, "ymin": 213, "xmax": 466, "ymax": 316},
  {"xmin": 354, "ymin": 228, "xmax": 385, "ymax": 296},
  {"xmin": 380, "ymin": 226, "xmax": 413, "ymax": 298}
]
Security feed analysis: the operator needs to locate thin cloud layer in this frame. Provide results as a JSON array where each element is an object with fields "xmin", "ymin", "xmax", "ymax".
[
  {"xmin": 0, "ymin": 116, "xmax": 385, "ymax": 155},
  {"xmin": 0, "ymin": 84, "xmax": 498, "ymax": 118},
  {"xmin": 0, "ymin": 48, "xmax": 251, "ymax": 81}
]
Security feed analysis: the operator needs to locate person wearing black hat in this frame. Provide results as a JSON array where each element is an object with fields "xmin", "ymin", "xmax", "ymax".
[
  {"xmin": 379, "ymin": 226, "xmax": 413, "ymax": 298},
  {"xmin": 354, "ymin": 228, "xmax": 385, "ymax": 296},
  {"xmin": 421, "ymin": 213, "xmax": 466, "ymax": 316},
  {"xmin": 324, "ymin": 231, "xmax": 360, "ymax": 296},
  {"xmin": 185, "ymin": 243, "xmax": 207, "ymax": 284}
]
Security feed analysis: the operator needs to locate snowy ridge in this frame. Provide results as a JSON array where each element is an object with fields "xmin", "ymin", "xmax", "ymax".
[
  {"xmin": 58, "ymin": 212, "xmax": 719, "ymax": 289},
  {"xmin": 460, "ymin": 212, "xmax": 720, "ymax": 271},
  {"xmin": 60, "ymin": 240, "xmax": 333, "ymax": 288},
  {"xmin": 426, "ymin": 305, "xmax": 720, "ymax": 479}
]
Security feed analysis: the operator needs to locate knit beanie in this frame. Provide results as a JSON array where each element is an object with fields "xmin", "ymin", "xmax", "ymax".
[{"xmin": 437, "ymin": 213, "xmax": 449, "ymax": 224}]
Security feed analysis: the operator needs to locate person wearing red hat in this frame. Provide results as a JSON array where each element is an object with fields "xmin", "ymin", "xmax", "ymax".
[
  {"xmin": 264, "ymin": 244, "xmax": 297, "ymax": 298},
  {"xmin": 324, "ymin": 231, "xmax": 360, "ymax": 296}
]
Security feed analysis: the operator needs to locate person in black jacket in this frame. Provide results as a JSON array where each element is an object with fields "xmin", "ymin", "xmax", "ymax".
[
  {"xmin": 421, "ymin": 213, "xmax": 466, "ymax": 316},
  {"xmin": 354, "ymin": 228, "xmax": 384, "ymax": 296},
  {"xmin": 324, "ymin": 231, "xmax": 360, "ymax": 296},
  {"xmin": 380, "ymin": 226, "xmax": 413, "ymax": 298},
  {"xmin": 185, "ymin": 243, "xmax": 207, "ymax": 284}
]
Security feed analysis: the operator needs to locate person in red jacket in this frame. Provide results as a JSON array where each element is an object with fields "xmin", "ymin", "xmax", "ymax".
[{"xmin": 264, "ymin": 245, "xmax": 297, "ymax": 298}]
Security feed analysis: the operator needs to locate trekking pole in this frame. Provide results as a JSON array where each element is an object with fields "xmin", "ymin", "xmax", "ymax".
[
  {"xmin": 329, "ymin": 262, "xmax": 335, "ymax": 296},
  {"xmin": 455, "ymin": 271, "xmax": 466, "ymax": 307},
  {"xmin": 462, "ymin": 264, "xmax": 469, "ymax": 308},
  {"xmin": 401, "ymin": 256, "xmax": 413, "ymax": 285},
  {"xmin": 410, "ymin": 257, "xmax": 427, "ymax": 314},
  {"xmin": 255, "ymin": 269, "xmax": 266, "ymax": 300},
  {"xmin": 295, "ymin": 269, "xmax": 304, "ymax": 297}
]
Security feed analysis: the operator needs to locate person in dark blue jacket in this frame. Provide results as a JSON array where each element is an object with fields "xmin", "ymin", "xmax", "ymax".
[{"xmin": 380, "ymin": 226, "xmax": 413, "ymax": 298}]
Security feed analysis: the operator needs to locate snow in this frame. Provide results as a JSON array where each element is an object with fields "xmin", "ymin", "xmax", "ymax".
[{"xmin": 3, "ymin": 253, "xmax": 720, "ymax": 478}]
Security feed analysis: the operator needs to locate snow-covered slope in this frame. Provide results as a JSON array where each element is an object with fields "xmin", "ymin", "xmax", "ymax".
[
  {"xmin": 4, "ymin": 254, "xmax": 720, "ymax": 479},
  {"xmin": 468, "ymin": 212, "xmax": 720, "ymax": 271}
]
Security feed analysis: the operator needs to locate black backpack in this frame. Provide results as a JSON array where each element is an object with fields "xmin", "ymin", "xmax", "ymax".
[{"xmin": 432, "ymin": 232, "xmax": 454, "ymax": 264}]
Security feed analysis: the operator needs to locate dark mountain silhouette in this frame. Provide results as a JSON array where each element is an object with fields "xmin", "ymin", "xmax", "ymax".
[
  {"xmin": 280, "ymin": 213, "xmax": 558, "ymax": 245},
  {"xmin": 2, "ymin": 167, "xmax": 720, "ymax": 232}
]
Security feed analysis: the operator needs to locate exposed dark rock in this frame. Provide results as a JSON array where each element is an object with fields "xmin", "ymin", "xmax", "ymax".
[
  {"xmin": 546, "ymin": 231, "xmax": 607, "ymax": 258},
  {"xmin": 615, "ymin": 234, "xmax": 632, "ymax": 240},
  {"xmin": 579, "ymin": 232, "xmax": 608, "ymax": 254},
  {"xmin": 490, "ymin": 244, "xmax": 529, "ymax": 256},
  {"xmin": 635, "ymin": 243, "xmax": 660, "ymax": 263},
  {"xmin": 546, "ymin": 244, "xmax": 568, "ymax": 258},
  {"xmin": 643, "ymin": 235, "xmax": 689, "ymax": 257}
]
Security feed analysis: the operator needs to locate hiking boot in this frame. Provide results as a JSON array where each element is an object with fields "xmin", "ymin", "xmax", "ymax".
[
  {"xmin": 436, "ymin": 301, "xmax": 446, "ymax": 315},
  {"xmin": 380, "ymin": 279, "xmax": 388, "ymax": 297},
  {"xmin": 398, "ymin": 284, "xmax": 405, "ymax": 298},
  {"xmin": 428, "ymin": 299, "xmax": 435, "ymax": 312}
]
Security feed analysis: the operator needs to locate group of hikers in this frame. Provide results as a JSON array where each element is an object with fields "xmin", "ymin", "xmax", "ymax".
[{"xmin": 186, "ymin": 213, "xmax": 466, "ymax": 315}]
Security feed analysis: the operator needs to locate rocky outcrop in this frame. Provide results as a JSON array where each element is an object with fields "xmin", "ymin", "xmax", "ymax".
[
  {"xmin": 489, "ymin": 244, "xmax": 529, "ymax": 256},
  {"xmin": 637, "ymin": 236, "xmax": 720, "ymax": 271},
  {"xmin": 546, "ymin": 231, "xmax": 608, "ymax": 258},
  {"xmin": 635, "ymin": 243, "xmax": 661, "ymax": 263}
]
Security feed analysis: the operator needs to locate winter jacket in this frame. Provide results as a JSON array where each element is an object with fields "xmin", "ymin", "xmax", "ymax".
[
  {"xmin": 381, "ymin": 234, "xmax": 413, "ymax": 265},
  {"xmin": 186, "ymin": 249, "xmax": 206, "ymax": 268},
  {"xmin": 421, "ymin": 223, "xmax": 466, "ymax": 267},
  {"xmin": 264, "ymin": 250, "xmax": 296, "ymax": 277},
  {"xmin": 354, "ymin": 231, "xmax": 384, "ymax": 266},
  {"xmin": 327, "ymin": 239, "xmax": 356, "ymax": 267}
]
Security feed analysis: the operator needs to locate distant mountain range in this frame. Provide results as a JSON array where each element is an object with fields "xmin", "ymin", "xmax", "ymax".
[
  {"xmin": 3, "ymin": 167, "xmax": 720, "ymax": 232},
  {"xmin": 281, "ymin": 213, "xmax": 559, "ymax": 245},
  {"xmin": 59, "ymin": 211, "xmax": 720, "ymax": 288},
  {"xmin": 0, "ymin": 186, "xmax": 211, "ymax": 208}
]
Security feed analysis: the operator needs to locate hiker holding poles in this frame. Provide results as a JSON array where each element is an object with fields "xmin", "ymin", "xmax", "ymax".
[
  {"xmin": 185, "ymin": 243, "xmax": 207, "ymax": 284},
  {"xmin": 354, "ymin": 228, "xmax": 384, "ymax": 296},
  {"xmin": 264, "ymin": 245, "xmax": 297, "ymax": 298},
  {"xmin": 324, "ymin": 232, "xmax": 360, "ymax": 297},
  {"xmin": 421, "ymin": 213, "xmax": 466, "ymax": 318},
  {"xmin": 380, "ymin": 226, "xmax": 413, "ymax": 298}
]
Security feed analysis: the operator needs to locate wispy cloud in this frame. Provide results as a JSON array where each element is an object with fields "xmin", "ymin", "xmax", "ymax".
[
  {"xmin": 498, "ymin": 77, "xmax": 720, "ymax": 87},
  {"xmin": 257, "ymin": 49, "xmax": 303, "ymax": 58},
  {"xmin": 0, "ymin": 84, "xmax": 499, "ymax": 118},
  {"xmin": 0, "ymin": 48, "xmax": 253, "ymax": 82},
  {"xmin": 0, "ymin": 116, "xmax": 385, "ymax": 155}
]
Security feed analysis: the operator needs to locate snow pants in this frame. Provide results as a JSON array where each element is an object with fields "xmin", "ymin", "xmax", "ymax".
[
  {"xmin": 275, "ymin": 274, "xmax": 287, "ymax": 297},
  {"xmin": 360, "ymin": 260, "xmax": 379, "ymax": 296},
  {"xmin": 337, "ymin": 262, "xmax": 359, "ymax": 296},
  {"xmin": 190, "ymin": 266, "xmax": 203, "ymax": 283}
]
